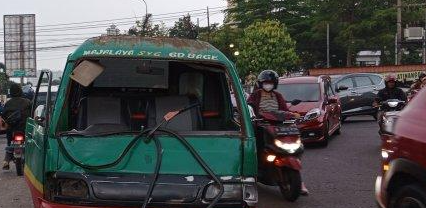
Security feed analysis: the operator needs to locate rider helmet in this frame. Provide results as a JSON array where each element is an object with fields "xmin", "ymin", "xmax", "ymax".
[{"xmin": 257, "ymin": 70, "xmax": 279, "ymax": 89}]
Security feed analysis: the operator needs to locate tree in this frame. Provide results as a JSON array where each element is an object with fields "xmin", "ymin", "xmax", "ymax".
[
  {"xmin": 198, "ymin": 25, "xmax": 242, "ymax": 62},
  {"xmin": 128, "ymin": 14, "xmax": 168, "ymax": 37},
  {"xmin": 169, "ymin": 15, "xmax": 198, "ymax": 39},
  {"xmin": 237, "ymin": 20, "xmax": 298, "ymax": 77}
]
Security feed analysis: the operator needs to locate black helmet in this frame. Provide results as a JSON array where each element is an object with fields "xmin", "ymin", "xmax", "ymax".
[
  {"xmin": 257, "ymin": 70, "xmax": 279, "ymax": 89},
  {"xmin": 9, "ymin": 83, "xmax": 23, "ymax": 98}
]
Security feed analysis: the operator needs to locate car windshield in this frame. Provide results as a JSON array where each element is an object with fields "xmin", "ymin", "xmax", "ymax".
[{"xmin": 277, "ymin": 83, "xmax": 320, "ymax": 102}]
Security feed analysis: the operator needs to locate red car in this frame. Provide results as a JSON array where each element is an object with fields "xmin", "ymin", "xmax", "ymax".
[
  {"xmin": 277, "ymin": 76, "xmax": 342, "ymax": 146},
  {"xmin": 376, "ymin": 88, "xmax": 426, "ymax": 208}
]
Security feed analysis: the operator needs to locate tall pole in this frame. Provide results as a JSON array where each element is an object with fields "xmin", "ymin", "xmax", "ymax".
[
  {"xmin": 327, "ymin": 23, "xmax": 330, "ymax": 68},
  {"xmin": 397, "ymin": 0, "xmax": 402, "ymax": 65},
  {"xmin": 395, "ymin": 33, "xmax": 398, "ymax": 65},
  {"xmin": 197, "ymin": 18, "xmax": 200, "ymax": 36},
  {"xmin": 423, "ymin": 10, "xmax": 426, "ymax": 64},
  {"xmin": 19, "ymin": 16, "xmax": 24, "ymax": 84},
  {"xmin": 207, "ymin": 6, "xmax": 211, "ymax": 41}
]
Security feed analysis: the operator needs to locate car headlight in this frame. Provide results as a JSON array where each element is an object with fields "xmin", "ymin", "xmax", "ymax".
[
  {"xmin": 274, "ymin": 139, "xmax": 302, "ymax": 154},
  {"xmin": 304, "ymin": 108, "xmax": 321, "ymax": 120}
]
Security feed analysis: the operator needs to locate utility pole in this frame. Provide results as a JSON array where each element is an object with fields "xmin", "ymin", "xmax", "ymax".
[
  {"xmin": 207, "ymin": 6, "xmax": 211, "ymax": 41},
  {"xmin": 327, "ymin": 23, "xmax": 330, "ymax": 68},
  {"xmin": 19, "ymin": 16, "xmax": 24, "ymax": 84},
  {"xmin": 423, "ymin": 10, "xmax": 426, "ymax": 64},
  {"xmin": 197, "ymin": 18, "xmax": 200, "ymax": 36},
  {"xmin": 397, "ymin": 0, "xmax": 402, "ymax": 65}
]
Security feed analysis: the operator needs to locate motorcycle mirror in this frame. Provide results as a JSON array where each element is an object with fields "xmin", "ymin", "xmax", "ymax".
[{"xmin": 291, "ymin": 99, "xmax": 302, "ymax": 106}]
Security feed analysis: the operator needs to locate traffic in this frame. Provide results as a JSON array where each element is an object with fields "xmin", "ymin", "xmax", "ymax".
[{"xmin": 0, "ymin": 36, "xmax": 424, "ymax": 208}]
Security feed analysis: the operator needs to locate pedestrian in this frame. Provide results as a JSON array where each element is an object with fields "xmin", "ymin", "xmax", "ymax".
[
  {"xmin": 2, "ymin": 83, "xmax": 31, "ymax": 170},
  {"xmin": 247, "ymin": 69, "xmax": 309, "ymax": 195}
]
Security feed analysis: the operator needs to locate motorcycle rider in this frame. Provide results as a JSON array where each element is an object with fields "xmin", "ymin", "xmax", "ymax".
[
  {"xmin": 410, "ymin": 72, "xmax": 426, "ymax": 92},
  {"xmin": 375, "ymin": 74, "xmax": 407, "ymax": 105},
  {"xmin": 2, "ymin": 83, "xmax": 31, "ymax": 170},
  {"xmin": 247, "ymin": 70, "xmax": 309, "ymax": 195}
]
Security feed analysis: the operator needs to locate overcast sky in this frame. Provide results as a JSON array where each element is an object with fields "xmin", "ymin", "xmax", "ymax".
[{"xmin": 0, "ymin": 0, "xmax": 227, "ymax": 73}]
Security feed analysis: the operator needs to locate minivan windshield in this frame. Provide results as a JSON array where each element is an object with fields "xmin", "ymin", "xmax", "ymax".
[{"xmin": 277, "ymin": 83, "xmax": 320, "ymax": 102}]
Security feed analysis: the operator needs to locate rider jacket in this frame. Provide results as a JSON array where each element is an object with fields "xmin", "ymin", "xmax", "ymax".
[
  {"xmin": 247, "ymin": 89, "xmax": 288, "ymax": 116},
  {"xmin": 376, "ymin": 87, "xmax": 407, "ymax": 103},
  {"xmin": 2, "ymin": 97, "xmax": 31, "ymax": 131}
]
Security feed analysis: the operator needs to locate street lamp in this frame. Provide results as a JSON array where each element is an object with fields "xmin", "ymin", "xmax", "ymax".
[
  {"xmin": 135, "ymin": 0, "xmax": 148, "ymax": 19},
  {"xmin": 234, "ymin": 51, "xmax": 240, "ymax": 56},
  {"xmin": 229, "ymin": 43, "xmax": 235, "ymax": 48}
]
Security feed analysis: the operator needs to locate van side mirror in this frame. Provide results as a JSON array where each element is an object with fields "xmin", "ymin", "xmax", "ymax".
[
  {"xmin": 248, "ymin": 105, "xmax": 256, "ymax": 119},
  {"xmin": 34, "ymin": 105, "xmax": 46, "ymax": 126},
  {"xmin": 336, "ymin": 85, "xmax": 349, "ymax": 92}
]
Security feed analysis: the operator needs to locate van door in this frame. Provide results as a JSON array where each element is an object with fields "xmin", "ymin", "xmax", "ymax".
[{"xmin": 25, "ymin": 70, "xmax": 52, "ymax": 189}]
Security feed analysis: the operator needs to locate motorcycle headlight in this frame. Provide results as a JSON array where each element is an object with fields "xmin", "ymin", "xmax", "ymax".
[
  {"xmin": 304, "ymin": 108, "xmax": 321, "ymax": 121},
  {"xmin": 387, "ymin": 102, "xmax": 399, "ymax": 108},
  {"xmin": 274, "ymin": 139, "xmax": 302, "ymax": 154}
]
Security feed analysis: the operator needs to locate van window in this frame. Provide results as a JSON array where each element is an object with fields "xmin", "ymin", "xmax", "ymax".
[
  {"xmin": 354, "ymin": 76, "xmax": 373, "ymax": 87},
  {"xmin": 60, "ymin": 59, "xmax": 239, "ymax": 135},
  {"xmin": 337, "ymin": 78, "xmax": 354, "ymax": 89}
]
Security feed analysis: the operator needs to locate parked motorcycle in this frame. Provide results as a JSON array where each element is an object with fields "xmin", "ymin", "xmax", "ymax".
[
  {"xmin": 378, "ymin": 99, "xmax": 405, "ymax": 135},
  {"xmin": 5, "ymin": 131, "xmax": 26, "ymax": 176},
  {"xmin": 255, "ymin": 107, "xmax": 304, "ymax": 202}
]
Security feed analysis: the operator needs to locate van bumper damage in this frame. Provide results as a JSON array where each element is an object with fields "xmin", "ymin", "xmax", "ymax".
[{"xmin": 40, "ymin": 172, "xmax": 257, "ymax": 208}]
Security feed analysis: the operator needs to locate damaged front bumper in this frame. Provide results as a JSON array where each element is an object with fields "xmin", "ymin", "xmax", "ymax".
[{"xmin": 44, "ymin": 172, "xmax": 257, "ymax": 208}]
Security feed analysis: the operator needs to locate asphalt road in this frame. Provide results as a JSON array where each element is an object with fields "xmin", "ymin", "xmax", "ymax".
[{"xmin": 0, "ymin": 116, "xmax": 380, "ymax": 208}]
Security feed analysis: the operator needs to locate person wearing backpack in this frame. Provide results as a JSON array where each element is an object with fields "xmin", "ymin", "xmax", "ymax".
[{"xmin": 2, "ymin": 83, "xmax": 31, "ymax": 170}]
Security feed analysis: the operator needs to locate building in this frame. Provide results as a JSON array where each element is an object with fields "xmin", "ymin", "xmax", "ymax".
[{"xmin": 356, "ymin": 51, "xmax": 382, "ymax": 66}]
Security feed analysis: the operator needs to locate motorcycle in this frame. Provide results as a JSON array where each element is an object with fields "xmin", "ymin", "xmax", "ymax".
[
  {"xmin": 5, "ymin": 131, "xmax": 26, "ymax": 176},
  {"xmin": 255, "ymin": 107, "xmax": 304, "ymax": 202},
  {"xmin": 377, "ymin": 99, "xmax": 405, "ymax": 135}
]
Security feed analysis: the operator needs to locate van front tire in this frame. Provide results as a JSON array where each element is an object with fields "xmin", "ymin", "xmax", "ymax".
[{"xmin": 389, "ymin": 184, "xmax": 426, "ymax": 208}]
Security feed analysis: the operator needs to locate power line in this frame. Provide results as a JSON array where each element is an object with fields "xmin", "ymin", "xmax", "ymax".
[{"xmin": 0, "ymin": 7, "xmax": 226, "ymax": 34}]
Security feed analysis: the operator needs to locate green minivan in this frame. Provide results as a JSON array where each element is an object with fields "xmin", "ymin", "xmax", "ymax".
[{"xmin": 24, "ymin": 36, "xmax": 257, "ymax": 208}]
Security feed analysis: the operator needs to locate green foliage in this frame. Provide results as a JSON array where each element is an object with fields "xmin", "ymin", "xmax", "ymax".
[
  {"xmin": 198, "ymin": 25, "xmax": 242, "ymax": 62},
  {"xmin": 0, "ymin": 63, "xmax": 13, "ymax": 94},
  {"xmin": 169, "ymin": 15, "xmax": 198, "ymax": 39},
  {"xmin": 236, "ymin": 20, "xmax": 298, "ymax": 76},
  {"xmin": 228, "ymin": 0, "xmax": 426, "ymax": 68},
  {"xmin": 128, "ymin": 14, "xmax": 168, "ymax": 37}
]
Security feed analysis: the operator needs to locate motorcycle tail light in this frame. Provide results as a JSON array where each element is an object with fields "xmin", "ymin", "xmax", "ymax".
[{"xmin": 13, "ymin": 134, "xmax": 25, "ymax": 142}]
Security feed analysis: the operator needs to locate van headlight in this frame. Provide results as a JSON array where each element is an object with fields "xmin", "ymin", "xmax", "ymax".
[
  {"xmin": 204, "ymin": 184, "xmax": 242, "ymax": 200},
  {"xmin": 274, "ymin": 139, "xmax": 302, "ymax": 154},
  {"xmin": 304, "ymin": 108, "xmax": 321, "ymax": 120}
]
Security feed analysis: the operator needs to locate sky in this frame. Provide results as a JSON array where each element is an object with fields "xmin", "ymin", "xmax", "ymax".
[{"xmin": 0, "ymin": 0, "xmax": 228, "ymax": 74}]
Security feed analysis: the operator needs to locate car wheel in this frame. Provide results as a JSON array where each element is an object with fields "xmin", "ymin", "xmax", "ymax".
[{"xmin": 390, "ymin": 184, "xmax": 426, "ymax": 208}]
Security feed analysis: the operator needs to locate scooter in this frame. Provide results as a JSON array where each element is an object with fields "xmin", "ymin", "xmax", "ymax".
[
  {"xmin": 5, "ymin": 131, "xmax": 26, "ymax": 176},
  {"xmin": 378, "ymin": 99, "xmax": 405, "ymax": 135},
  {"xmin": 255, "ymin": 110, "xmax": 304, "ymax": 202}
]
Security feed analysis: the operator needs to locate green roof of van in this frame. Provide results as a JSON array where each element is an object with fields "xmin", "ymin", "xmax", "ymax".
[{"xmin": 69, "ymin": 36, "xmax": 229, "ymax": 64}]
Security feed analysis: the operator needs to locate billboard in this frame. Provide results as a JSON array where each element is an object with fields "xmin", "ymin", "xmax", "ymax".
[{"xmin": 3, "ymin": 14, "xmax": 36, "ymax": 77}]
